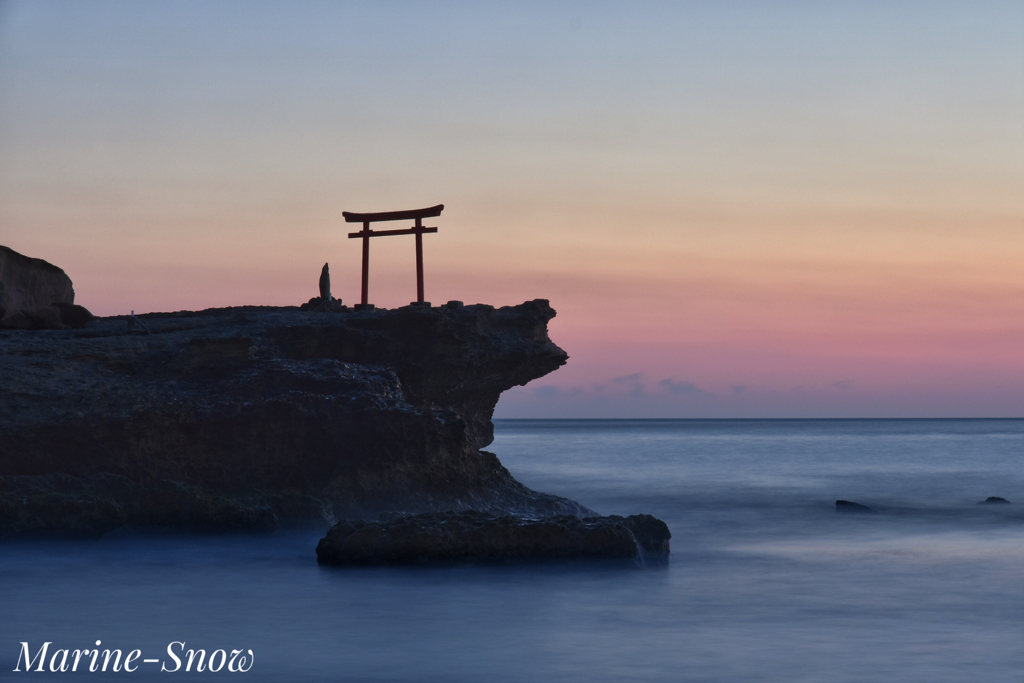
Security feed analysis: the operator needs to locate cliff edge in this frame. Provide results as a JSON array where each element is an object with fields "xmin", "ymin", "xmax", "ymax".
[{"xmin": 0, "ymin": 300, "xmax": 592, "ymax": 535}]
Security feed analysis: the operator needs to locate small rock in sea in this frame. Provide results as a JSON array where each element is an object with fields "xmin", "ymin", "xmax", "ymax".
[
  {"xmin": 836, "ymin": 500, "xmax": 876, "ymax": 514},
  {"xmin": 978, "ymin": 496, "xmax": 1010, "ymax": 505},
  {"xmin": 315, "ymin": 510, "xmax": 671, "ymax": 566}
]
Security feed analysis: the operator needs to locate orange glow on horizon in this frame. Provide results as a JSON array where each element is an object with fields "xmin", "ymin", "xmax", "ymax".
[{"xmin": 2, "ymin": 1, "xmax": 1021, "ymax": 416}]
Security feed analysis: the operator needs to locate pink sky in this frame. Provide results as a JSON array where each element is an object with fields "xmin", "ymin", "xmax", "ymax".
[{"xmin": 1, "ymin": 1, "xmax": 1022, "ymax": 417}]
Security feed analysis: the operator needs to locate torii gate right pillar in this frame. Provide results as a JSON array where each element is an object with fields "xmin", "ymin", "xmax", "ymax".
[{"xmin": 414, "ymin": 217, "xmax": 425, "ymax": 304}]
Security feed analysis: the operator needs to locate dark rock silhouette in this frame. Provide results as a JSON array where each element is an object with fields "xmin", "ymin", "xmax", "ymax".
[
  {"xmin": 51, "ymin": 302, "xmax": 95, "ymax": 329},
  {"xmin": 299, "ymin": 296, "xmax": 346, "ymax": 312},
  {"xmin": 21, "ymin": 306, "xmax": 65, "ymax": 330},
  {"xmin": 0, "ymin": 474, "xmax": 128, "ymax": 537},
  {"xmin": 0, "ymin": 245, "xmax": 75, "ymax": 314},
  {"xmin": 836, "ymin": 500, "xmax": 876, "ymax": 513},
  {"xmin": 978, "ymin": 496, "xmax": 1010, "ymax": 505},
  {"xmin": 0, "ymin": 304, "xmax": 95, "ymax": 331},
  {"xmin": 0, "ymin": 310, "xmax": 33, "ymax": 330},
  {"xmin": 316, "ymin": 510, "xmax": 670, "ymax": 566},
  {"xmin": 319, "ymin": 262, "xmax": 331, "ymax": 301},
  {"xmin": 1, "ymin": 299, "xmax": 593, "ymax": 535},
  {"xmin": 0, "ymin": 245, "xmax": 93, "ymax": 330}
]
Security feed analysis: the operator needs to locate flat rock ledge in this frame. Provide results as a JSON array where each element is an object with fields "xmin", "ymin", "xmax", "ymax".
[
  {"xmin": 316, "ymin": 511, "xmax": 671, "ymax": 566},
  {"xmin": 1, "ymin": 298, "xmax": 589, "ymax": 533}
]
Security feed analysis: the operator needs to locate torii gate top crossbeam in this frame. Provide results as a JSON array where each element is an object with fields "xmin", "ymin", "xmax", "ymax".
[{"xmin": 342, "ymin": 204, "xmax": 443, "ymax": 223}]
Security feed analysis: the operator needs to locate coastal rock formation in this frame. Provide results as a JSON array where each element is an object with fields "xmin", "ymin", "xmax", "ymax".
[
  {"xmin": 978, "ymin": 496, "xmax": 1010, "ymax": 505},
  {"xmin": 0, "ymin": 245, "xmax": 75, "ymax": 313},
  {"xmin": 316, "ymin": 511, "xmax": 671, "ymax": 565},
  {"xmin": 0, "ymin": 299, "xmax": 592, "ymax": 534},
  {"xmin": 0, "ymin": 246, "xmax": 93, "ymax": 329}
]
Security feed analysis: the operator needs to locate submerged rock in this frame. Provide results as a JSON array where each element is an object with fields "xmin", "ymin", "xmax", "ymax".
[
  {"xmin": 978, "ymin": 496, "xmax": 1010, "ymax": 505},
  {"xmin": 835, "ymin": 500, "xmax": 876, "ymax": 514},
  {"xmin": 315, "ymin": 511, "xmax": 671, "ymax": 565},
  {"xmin": 1, "ymin": 298, "xmax": 593, "ymax": 534}
]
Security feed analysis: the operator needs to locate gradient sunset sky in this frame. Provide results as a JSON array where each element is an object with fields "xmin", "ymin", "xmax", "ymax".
[{"xmin": 2, "ymin": 1, "xmax": 1022, "ymax": 417}]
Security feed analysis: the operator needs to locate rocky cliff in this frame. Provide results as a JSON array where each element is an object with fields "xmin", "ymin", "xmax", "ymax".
[
  {"xmin": 0, "ymin": 300, "xmax": 592, "ymax": 535},
  {"xmin": 0, "ymin": 245, "xmax": 92, "ymax": 330},
  {"xmin": 0, "ymin": 245, "xmax": 74, "ymax": 316}
]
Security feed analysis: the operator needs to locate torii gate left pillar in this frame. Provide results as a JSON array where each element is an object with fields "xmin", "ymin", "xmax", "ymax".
[{"xmin": 343, "ymin": 204, "xmax": 443, "ymax": 309}]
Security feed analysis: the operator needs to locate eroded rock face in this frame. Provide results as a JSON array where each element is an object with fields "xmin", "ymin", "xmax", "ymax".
[
  {"xmin": 0, "ymin": 245, "xmax": 75, "ymax": 313},
  {"xmin": 0, "ymin": 300, "xmax": 587, "ymax": 534},
  {"xmin": 315, "ymin": 511, "xmax": 671, "ymax": 565},
  {"xmin": 0, "ymin": 246, "xmax": 93, "ymax": 330}
]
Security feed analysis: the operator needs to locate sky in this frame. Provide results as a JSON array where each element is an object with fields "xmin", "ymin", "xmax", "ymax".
[{"xmin": 1, "ymin": 0, "xmax": 1022, "ymax": 418}]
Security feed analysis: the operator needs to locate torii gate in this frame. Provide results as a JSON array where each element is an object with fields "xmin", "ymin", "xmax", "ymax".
[{"xmin": 343, "ymin": 204, "xmax": 443, "ymax": 309}]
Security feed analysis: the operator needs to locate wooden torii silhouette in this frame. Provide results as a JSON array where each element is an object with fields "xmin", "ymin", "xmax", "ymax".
[{"xmin": 343, "ymin": 204, "xmax": 443, "ymax": 309}]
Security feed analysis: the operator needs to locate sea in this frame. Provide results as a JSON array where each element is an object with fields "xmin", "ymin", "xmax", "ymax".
[{"xmin": 2, "ymin": 419, "xmax": 1023, "ymax": 681}]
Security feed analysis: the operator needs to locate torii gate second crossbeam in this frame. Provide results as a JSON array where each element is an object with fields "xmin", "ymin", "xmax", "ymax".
[{"xmin": 343, "ymin": 204, "xmax": 443, "ymax": 308}]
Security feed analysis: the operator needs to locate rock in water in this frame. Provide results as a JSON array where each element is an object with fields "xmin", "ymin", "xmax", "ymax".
[
  {"xmin": 0, "ymin": 245, "xmax": 75, "ymax": 315},
  {"xmin": 978, "ymin": 496, "xmax": 1010, "ymax": 505},
  {"xmin": 315, "ymin": 511, "xmax": 671, "ymax": 565},
  {"xmin": 0, "ymin": 300, "xmax": 593, "ymax": 533},
  {"xmin": 319, "ymin": 263, "xmax": 331, "ymax": 301},
  {"xmin": 836, "ymin": 500, "xmax": 876, "ymax": 513}
]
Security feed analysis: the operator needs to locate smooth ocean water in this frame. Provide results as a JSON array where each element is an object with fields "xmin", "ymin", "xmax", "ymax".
[{"xmin": 2, "ymin": 419, "xmax": 1023, "ymax": 681}]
